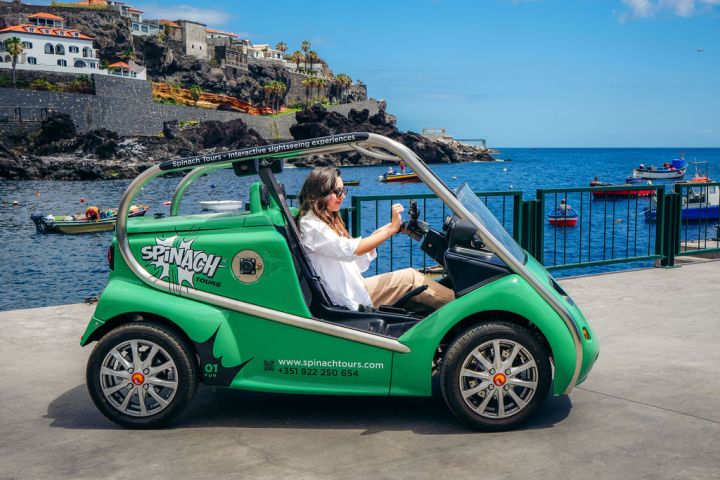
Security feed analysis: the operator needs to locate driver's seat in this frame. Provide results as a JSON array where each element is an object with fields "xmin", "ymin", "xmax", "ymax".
[{"xmin": 258, "ymin": 169, "xmax": 421, "ymax": 338}]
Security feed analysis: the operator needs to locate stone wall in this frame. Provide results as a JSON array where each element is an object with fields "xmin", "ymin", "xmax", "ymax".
[
  {"xmin": 0, "ymin": 69, "xmax": 96, "ymax": 91},
  {"xmin": 0, "ymin": 74, "xmax": 383, "ymax": 139}
]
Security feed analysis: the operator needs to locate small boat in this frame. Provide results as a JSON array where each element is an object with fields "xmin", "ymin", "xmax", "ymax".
[
  {"xmin": 378, "ymin": 172, "xmax": 421, "ymax": 183},
  {"xmin": 632, "ymin": 155, "xmax": 687, "ymax": 179},
  {"xmin": 31, "ymin": 205, "xmax": 149, "ymax": 234},
  {"xmin": 589, "ymin": 179, "xmax": 654, "ymax": 198},
  {"xmin": 344, "ymin": 179, "xmax": 360, "ymax": 186},
  {"xmin": 198, "ymin": 200, "xmax": 244, "ymax": 212},
  {"xmin": 548, "ymin": 206, "xmax": 579, "ymax": 227},
  {"xmin": 625, "ymin": 176, "xmax": 644, "ymax": 184},
  {"xmin": 644, "ymin": 166, "xmax": 718, "ymax": 222}
]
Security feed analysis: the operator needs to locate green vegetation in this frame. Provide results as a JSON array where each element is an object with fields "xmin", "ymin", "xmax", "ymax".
[
  {"xmin": 3, "ymin": 37, "xmax": 23, "ymax": 88},
  {"xmin": 189, "ymin": 84, "xmax": 202, "ymax": 106},
  {"xmin": 178, "ymin": 119, "xmax": 199, "ymax": 128},
  {"xmin": 262, "ymin": 80, "xmax": 287, "ymax": 112}
]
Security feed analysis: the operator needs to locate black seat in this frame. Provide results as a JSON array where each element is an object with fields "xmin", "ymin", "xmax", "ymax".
[{"xmin": 258, "ymin": 169, "xmax": 421, "ymax": 337}]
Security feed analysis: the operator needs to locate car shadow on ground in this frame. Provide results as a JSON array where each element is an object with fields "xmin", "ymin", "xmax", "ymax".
[{"xmin": 46, "ymin": 382, "xmax": 572, "ymax": 434}]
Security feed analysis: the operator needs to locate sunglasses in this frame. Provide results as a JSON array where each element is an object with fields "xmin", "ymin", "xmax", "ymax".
[{"xmin": 329, "ymin": 187, "xmax": 348, "ymax": 197}]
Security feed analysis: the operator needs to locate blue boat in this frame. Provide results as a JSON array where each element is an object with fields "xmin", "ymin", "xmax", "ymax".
[{"xmin": 644, "ymin": 180, "xmax": 719, "ymax": 222}]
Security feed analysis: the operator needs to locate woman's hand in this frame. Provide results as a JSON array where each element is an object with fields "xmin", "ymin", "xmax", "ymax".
[{"xmin": 390, "ymin": 203, "xmax": 404, "ymax": 233}]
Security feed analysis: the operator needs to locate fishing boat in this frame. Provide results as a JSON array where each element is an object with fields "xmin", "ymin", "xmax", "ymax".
[
  {"xmin": 378, "ymin": 171, "xmax": 421, "ymax": 183},
  {"xmin": 31, "ymin": 205, "xmax": 149, "ymax": 234},
  {"xmin": 631, "ymin": 155, "xmax": 687, "ymax": 179},
  {"xmin": 547, "ymin": 205, "xmax": 579, "ymax": 227},
  {"xmin": 344, "ymin": 179, "xmax": 361, "ymax": 186},
  {"xmin": 589, "ymin": 179, "xmax": 654, "ymax": 198},
  {"xmin": 198, "ymin": 200, "xmax": 244, "ymax": 212},
  {"xmin": 644, "ymin": 166, "xmax": 718, "ymax": 222}
]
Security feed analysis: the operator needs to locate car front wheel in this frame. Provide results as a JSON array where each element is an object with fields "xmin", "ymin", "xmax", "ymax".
[
  {"xmin": 86, "ymin": 322, "xmax": 198, "ymax": 428},
  {"xmin": 440, "ymin": 322, "xmax": 551, "ymax": 431}
]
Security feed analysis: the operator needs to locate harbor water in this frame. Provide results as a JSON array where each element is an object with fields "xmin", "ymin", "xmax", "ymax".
[{"xmin": 1, "ymin": 147, "xmax": 718, "ymax": 311}]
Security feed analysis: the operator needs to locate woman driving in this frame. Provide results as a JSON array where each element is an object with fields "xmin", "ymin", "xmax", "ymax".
[{"xmin": 297, "ymin": 167, "xmax": 454, "ymax": 312}]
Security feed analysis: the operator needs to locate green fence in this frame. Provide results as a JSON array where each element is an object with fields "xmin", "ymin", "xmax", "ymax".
[{"xmin": 673, "ymin": 181, "xmax": 720, "ymax": 258}]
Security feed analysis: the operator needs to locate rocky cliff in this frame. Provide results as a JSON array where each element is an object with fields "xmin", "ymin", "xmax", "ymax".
[{"xmin": 0, "ymin": 105, "xmax": 493, "ymax": 180}]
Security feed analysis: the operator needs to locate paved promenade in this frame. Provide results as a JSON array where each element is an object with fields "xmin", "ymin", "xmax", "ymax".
[{"xmin": 1, "ymin": 259, "xmax": 719, "ymax": 480}]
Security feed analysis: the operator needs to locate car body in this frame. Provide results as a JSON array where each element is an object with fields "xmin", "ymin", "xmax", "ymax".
[{"xmin": 82, "ymin": 132, "xmax": 599, "ymax": 430}]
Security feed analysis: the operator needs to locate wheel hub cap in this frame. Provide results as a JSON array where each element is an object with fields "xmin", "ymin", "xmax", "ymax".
[
  {"xmin": 493, "ymin": 373, "xmax": 507, "ymax": 386},
  {"xmin": 131, "ymin": 372, "xmax": 145, "ymax": 385}
]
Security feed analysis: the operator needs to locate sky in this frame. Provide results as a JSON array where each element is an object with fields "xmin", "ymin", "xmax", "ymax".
[{"xmin": 32, "ymin": 0, "xmax": 720, "ymax": 147}]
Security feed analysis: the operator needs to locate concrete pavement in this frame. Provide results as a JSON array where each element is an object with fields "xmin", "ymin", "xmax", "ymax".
[{"xmin": 1, "ymin": 259, "xmax": 719, "ymax": 479}]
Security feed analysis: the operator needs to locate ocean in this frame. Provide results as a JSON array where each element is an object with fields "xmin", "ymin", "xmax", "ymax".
[{"xmin": 1, "ymin": 147, "xmax": 718, "ymax": 311}]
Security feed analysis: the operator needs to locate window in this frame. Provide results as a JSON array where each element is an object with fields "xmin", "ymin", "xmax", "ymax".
[
  {"xmin": 82, "ymin": 47, "xmax": 92, "ymax": 58},
  {"xmin": 90, "ymin": 62, "xmax": 96, "ymax": 68},
  {"xmin": 4, "ymin": 55, "xmax": 10, "ymax": 63},
  {"xmin": 57, "ymin": 59, "xmax": 67, "ymax": 66},
  {"xmin": 74, "ymin": 60, "xmax": 86, "ymax": 68},
  {"xmin": 27, "ymin": 27, "xmax": 35, "ymax": 32},
  {"xmin": 0, "ymin": 43, "xmax": 5, "ymax": 52},
  {"xmin": 73, "ymin": 32, "xmax": 79, "ymax": 37},
  {"xmin": 0, "ymin": 56, "xmax": 3, "ymax": 63},
  {"xmin": 44, "ymin": 43, "xmax": 54, "ymax": 54},
  {"xmin": 132, "ymin": 24, "xmax": 139, "ymax": 30},
  {"xmin": 55, "ymin": 44, "xmax": 65, "ymax": 55},
  {"xmin": 141, "ymin": 25, "xmax": 148, "ymax": 32},
  {"xmin": 28, "ymin": 57, "xmax": 37, "ymax": 64},
  {"xmin": 22, "ymin": 41, "xmax": 32, "ymax": 49},
  {"xmin": 69, "ymin": 46, "xmax": 79, "ymax": 53}
]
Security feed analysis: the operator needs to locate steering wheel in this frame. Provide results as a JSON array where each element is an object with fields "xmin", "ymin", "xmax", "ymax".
[{"xmin": 400, "ymin": 199, "xmax": 429, "ymax": 241}]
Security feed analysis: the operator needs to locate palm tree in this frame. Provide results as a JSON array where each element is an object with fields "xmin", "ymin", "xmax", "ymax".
[
  {"xmin": 314, "ymin": 77, "xmax": 326, "ymax": 102},
  {"xmin": 263, "ymin": 81, "xmax": 275, "ymax": 111},
  {"xmin": 273, "ymin": 80, "xmax": 287, "ymax": 111},
  {"xmin": 306, "ymin": 50, "xmax": 319, "ymax": 75},
  {"xmin": 289, "ymin": 50, "xmax": 303, "ymax": 72},
  {"xmin": 275, "ymin": 42, "xmax": 287, "ymax": 56},
  {"xmin": 189, "ymin": 84, "xmax": 202, "ymax": 106},
  {"xmin": 301, "ymin": 77, "xmax": 313, "ymax": 104},
  {"xmin": 301, "ymin": 40, "xmax": 310, "ymax": 70},
  {"xmin": 119, "ymin": 48, "xmax": 137, "ymax": 62},
  {"xmin": 4, "ymin": 37, "xmax": 23, "ymax": 88},
  {"xmin": 335, "ymin": 73, "xmax": 352, "ymax": 103}
]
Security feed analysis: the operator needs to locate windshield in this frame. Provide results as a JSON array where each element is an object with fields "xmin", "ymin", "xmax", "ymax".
[{"xmin": 455, "ymin": 183, "xmax": 527, "ymax": 263}]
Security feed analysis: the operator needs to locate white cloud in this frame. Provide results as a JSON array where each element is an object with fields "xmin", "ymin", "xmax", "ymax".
[
  {"xmin": 134, "ymin": 3, "xmax": 233, "ymax": 26},
  {"xmin": 619, "ymin": 0, "xmax": 720, "ymax": 19}
]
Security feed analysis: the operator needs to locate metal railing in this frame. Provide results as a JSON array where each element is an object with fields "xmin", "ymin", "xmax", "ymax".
[
  {"xmin": 0, "ymin": 106, "xmax": 50, "ymax": 123},
  {"xmin": 673, "ymin": 181, "xmax": 720, "ymax": 257},
  {"xmin": 294, "ymin": 182, "xmax": 717, "ymax": 274}
]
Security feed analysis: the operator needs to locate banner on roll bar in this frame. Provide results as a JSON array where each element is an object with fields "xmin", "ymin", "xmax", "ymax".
[{"xmin": 159, "ymin": 132, "xmax": 370, "ymax": 171}]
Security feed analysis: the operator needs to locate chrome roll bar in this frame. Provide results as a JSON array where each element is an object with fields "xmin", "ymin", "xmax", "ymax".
[{"xmin": 115, "ymin": 133, "xmax": 583, "ymax": 387}]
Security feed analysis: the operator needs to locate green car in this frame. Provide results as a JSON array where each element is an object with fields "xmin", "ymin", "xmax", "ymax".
[{"xmin": 82, "ymin": 132, "xmax": 599, "ymax": 430}]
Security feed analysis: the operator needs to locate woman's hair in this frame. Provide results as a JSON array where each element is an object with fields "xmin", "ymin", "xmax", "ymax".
[{"xmin": 298, "ymin": 167, "xmax": 349, "ymax": 237}]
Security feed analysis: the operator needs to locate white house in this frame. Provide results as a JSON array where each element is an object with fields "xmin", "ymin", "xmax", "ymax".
[
  {"xmin": 0, "ymin": 13, "xmax": 102, "ymax": 74},
  {"xmin": 206, "ymin": 28, "xmax": 237, "ymax": 41},
  {"xmin": 107, "ymin": 60, "xmax": 146, "ymax": 80},
  {"xmin": 250, "ymin": 44, "xmax": 285, "ymax": 63}
]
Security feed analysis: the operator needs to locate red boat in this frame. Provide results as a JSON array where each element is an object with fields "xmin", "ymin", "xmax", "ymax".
[
  {"xmin": 547, "ymin": 207, "xmax": 579, "ymax": 227},
  {"xmin": 589, "ymin": 180, "xmax": 653, "ymax": 198}
]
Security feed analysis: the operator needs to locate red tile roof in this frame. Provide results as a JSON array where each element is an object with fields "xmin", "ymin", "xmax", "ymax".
[
  {"xmin": 127, "ymin": 7, "xmax": 143, "ymax": 13},
  {"xmin": 108, "ymin": 61, "xmax": 130, "ymax": 69},
  {"xmin": 0, "ymin": 24, "xmax": 93, "ymax": 40},
  {"xmin": 159, "ymin": 19, "xmax": 181, "ymax": 28},
  {"xmin": 207, "ymin": 28, "xmax": 237, "ymax": 37},
  {"xmin": 28, "ymin": 12, "xmax": 65, "ymax": 21}
]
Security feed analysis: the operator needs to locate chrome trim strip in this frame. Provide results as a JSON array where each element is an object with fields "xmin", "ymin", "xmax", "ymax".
[
  {"xmin": 115, "ymin": 163, "xmax": 410, "ymax": 354},
  {"xmin": 363, "ymin": 133, "xmax": 583, "ymax": 393}
]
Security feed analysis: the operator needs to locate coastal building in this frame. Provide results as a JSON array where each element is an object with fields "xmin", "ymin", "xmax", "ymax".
[
  {"xmin": 0, "ymin": 13, "xmax": 102, "ymax": 74},
  {"xmin": 178, "ymin": 20, "xmax": 208, "ymax": 60},
  {"xmin": 159, "ymin": 19, "xmax": 182, "ymax": 41},
  {"xmin": 248, "ymin": 44, "xmax": 285, "ymax": 64},
  {"xmin": 107, "ymin": 60, "xmax": 146, "ymax": 79},
  {"xmin": 68, "ymin": 0, "xmax": 160, "ymax": 36}
]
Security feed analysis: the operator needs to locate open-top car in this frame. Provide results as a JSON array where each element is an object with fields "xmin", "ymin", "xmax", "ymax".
[{"xmin": 81, "ymin": 132, "xmax": 599, "ymax": 430}]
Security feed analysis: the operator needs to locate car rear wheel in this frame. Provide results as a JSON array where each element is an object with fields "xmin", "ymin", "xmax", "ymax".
[
  {"xmin": 440, "ymin": 322, "xmax": 551, "ymax": 431},
  {"xmin": 86, "ymin": 322, "xmax": 198, "ymax": 428}
]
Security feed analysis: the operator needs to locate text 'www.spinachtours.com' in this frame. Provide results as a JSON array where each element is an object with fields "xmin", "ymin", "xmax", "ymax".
[{"xmin": 277, "ymin": 359, "xmax": 384, "ymax": 369}]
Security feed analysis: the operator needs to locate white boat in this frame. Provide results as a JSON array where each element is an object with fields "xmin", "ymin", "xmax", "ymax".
[
  {"xmin": 198, "ymin": 200, "xmax": 244, "ymax": 212},
  {"xmin": 632, "ymin": 155, "xmax": 687, "ymax": 179}
]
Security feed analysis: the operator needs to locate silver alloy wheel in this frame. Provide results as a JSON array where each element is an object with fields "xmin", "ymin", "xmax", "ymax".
[
  {"xmin": 99, "ymin": 339, "xmax": 178, "ymax": 417},
  {"xmin": 458, "ymin": 338, "xmax": 539, "ymax": 419}
]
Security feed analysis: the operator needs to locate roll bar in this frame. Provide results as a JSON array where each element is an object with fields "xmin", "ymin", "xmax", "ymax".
[{"xmin": 115, "ymin": 132, "xmax": 583, "ymax": 390}]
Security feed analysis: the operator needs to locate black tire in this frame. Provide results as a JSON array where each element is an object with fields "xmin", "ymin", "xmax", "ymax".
[
  {"xmin": 440, "ymin": 321, "xmax": 551, "ymax": 431},
  {"xmin": 86, "ymin": 322, "xmax": 198, "ymax": 428}
]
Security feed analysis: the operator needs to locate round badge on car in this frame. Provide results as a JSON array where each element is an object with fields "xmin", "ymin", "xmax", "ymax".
[{"xmin": 231, "ymin": 250, "xmax": 264, "ymax": 283}]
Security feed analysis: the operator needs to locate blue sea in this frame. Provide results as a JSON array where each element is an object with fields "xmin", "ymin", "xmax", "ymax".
[{"xmin": 1, "ymin": 147, "xmax": 718, "ymax": 311}]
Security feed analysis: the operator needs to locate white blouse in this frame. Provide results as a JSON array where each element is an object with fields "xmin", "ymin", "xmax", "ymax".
[{"xmin": 299, "ymin": 212, "xmax": 377, "ymax": 310}]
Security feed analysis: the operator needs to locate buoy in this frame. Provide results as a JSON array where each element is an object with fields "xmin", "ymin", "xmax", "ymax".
[
  {"xmin": 12, "ymin": 200, "xmax": 19, "ymax": 206},
  {"xmin": 210, "ymin": 184, "xmax": 216, "ymax": 189},
  {"xmin": 451, "ymin": 176, "xmax": 457, "ymax": 180},
  {"xmin": 163, "ymin": 201, "xmax": 171, "ymax": 206},
  {"xmin": 35, "ymin": 191, "xmax": 40, "ymax": 197},
  {"xmin": 509, "ymin": 185, "xmax": 514, "ymax": 190},
  {"xmin": 80, "ymin": 197, "xmax": 85, "ymax": 203},
  {"xmin": 502, "ymin": 167, "xmax": 508, "ymax": 172}
]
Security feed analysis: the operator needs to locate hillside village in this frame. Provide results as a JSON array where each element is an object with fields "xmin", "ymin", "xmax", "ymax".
[{"xmin": 0, "ymin": 0, "xmax": 365, "ymax": 110}]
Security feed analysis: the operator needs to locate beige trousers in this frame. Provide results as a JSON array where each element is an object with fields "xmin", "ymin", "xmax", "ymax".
[{"xmin": 363, "ymin": 268, "xmax": 454, "ymax": 311}]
